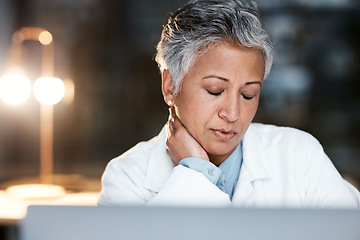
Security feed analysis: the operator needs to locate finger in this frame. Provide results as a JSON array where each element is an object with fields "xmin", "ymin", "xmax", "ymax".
[
  {"xmin": 170, "ymin": 106, "xmax": 175, "ymax": 116},
  {"xmin": 168, "ymin": 107, "xmax": 183, "ymax": 133},
  {"xmin": 170, "ymin": 106, "xmax": 178, "ymax": 120},
  {"xmin": 172, "ymin": 117, "xmax": 182, "ymax": 132},
  {"xmin": 168, "ymin": 117, "xmax": 174, "ymax": 133},
  {"xmin": 171, "ymin": 110, "xmax": 184, "ymax": 131},
  {"xmin": 168, "ymin": 107, "xmax": 173, "ymax": 121},
  {"xmin": 167, "ymin": 107, "xmax": 175, "ymax": 134},
  {"xmin": 166, "ymin": 122, "xmax": 172, "ymax": 138},
  {"xmin": 170, "ymin": 107, "xmax": 187, "ymax": 129}
]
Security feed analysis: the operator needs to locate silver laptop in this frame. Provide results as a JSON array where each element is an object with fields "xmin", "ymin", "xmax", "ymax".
[{"xmin": 21, "ymin": 205, "xmax": 360, "ymax": 240}]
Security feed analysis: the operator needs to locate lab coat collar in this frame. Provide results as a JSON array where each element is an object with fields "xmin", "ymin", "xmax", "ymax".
[
  {"xmin": 143, "ymin": 123, "xmax": 274, "ymax": 194},
  {"xmin": 231, "ymin": 124, "xmax": 274, "ymax": 206},
  {"xmin": 143, "ymin": 124, "xmax": 173, "ymax": 193},
  {"xmin": 241, "ymin": 123, "xmax": 274, "ymax": 181}
]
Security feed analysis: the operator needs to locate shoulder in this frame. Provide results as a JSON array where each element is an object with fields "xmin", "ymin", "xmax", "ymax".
[
  {"xmin": 104, "ymin": 124, "xmax": 168, "ymax": 176},
  {"xmin": 106, "ymin": 133, "xmax": 161, "ymax": 174},
  {"xmin": 245, "ymin": 123, "xmax": 329, "ymax": 177},
  {"xmin": 247, "ymin": 123, "xmax": 320, "ymax": 148},
  {"xmin": 108, "ymin": 142, "xmax": 149, "ymax": 169},
  {"xmin": 246, "ymin": 123, "xmax": 324, "ymax": 158}
]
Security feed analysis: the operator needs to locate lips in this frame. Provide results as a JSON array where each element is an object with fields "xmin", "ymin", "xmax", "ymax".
[{"xmin": 211, "ymin": 128, "xmax": 237, "ymax": 140}]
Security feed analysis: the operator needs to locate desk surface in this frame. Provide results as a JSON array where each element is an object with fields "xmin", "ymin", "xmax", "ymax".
[{"xmin": 0, "ymin": 190, "xmax": 100, "ymax": 225}]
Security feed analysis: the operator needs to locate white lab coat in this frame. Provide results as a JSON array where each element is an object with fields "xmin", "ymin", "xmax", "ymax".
[{"xmin": 98, "ymin": 123, "xmax": 360, "ymax": 208}]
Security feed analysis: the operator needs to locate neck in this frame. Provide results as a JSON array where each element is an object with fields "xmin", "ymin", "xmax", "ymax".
[{"xmin": 208, "ymin": 150, "xmax": 234, "ymax": 167}]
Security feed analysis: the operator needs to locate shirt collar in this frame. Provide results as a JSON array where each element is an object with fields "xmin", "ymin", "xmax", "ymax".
[
  {"xmin": 217, "ymin": 142, "xmax": 243, "ymax": 199},
  {"xmin": 218, "ymin": 142, "xmax": 243, "ymax": 184}
]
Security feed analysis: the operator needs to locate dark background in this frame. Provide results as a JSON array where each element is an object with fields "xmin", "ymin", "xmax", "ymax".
[{"xmin": 0, "ymin": 0, "xmax": 359, "ymax": 190}]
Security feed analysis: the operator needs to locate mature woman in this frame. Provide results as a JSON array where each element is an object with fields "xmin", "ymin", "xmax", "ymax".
[{"xmin": 98, "ymin": 0, "xmax": 360, "ymax": 207}]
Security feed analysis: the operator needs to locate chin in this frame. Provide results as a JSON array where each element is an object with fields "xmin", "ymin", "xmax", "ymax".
[{"xmin": 205, "ymin": 145, "xmax": 235, "ymax": 157}]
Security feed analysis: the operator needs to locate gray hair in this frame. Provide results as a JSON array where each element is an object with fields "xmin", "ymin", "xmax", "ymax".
[{"xmin": 155, "ymin": 0, "xmax": 275, "ymax": 94}]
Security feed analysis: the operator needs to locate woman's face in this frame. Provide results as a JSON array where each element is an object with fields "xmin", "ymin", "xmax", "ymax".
[{"xmin": 173, "ymin": 42, "xmax": 265, "ymax": 165}]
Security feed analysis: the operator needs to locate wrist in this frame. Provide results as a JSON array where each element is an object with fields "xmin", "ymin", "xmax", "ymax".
[{"xmin": 179, "ymin": 157, "xmax": 221, "ymax": 184}]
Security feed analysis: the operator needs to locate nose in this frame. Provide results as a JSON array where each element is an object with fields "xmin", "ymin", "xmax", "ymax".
[{"xmin": 218, "ymin": 94, "xmax": 240, "ymax": 122}]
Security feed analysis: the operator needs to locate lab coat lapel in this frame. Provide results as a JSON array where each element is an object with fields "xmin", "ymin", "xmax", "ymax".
[
  {"xmin": 143, "ymin": 124, "xmax": 174, "ymax": 193},
  {"xmin": 232, "ymin": 167, "xmax": 256, "ymax": 206},
  {"xmin": 232, "ymin": 124, "xmax": 274, "ymax": 207}
]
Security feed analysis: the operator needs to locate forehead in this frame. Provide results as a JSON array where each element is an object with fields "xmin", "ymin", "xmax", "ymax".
[{"xmin": 188, "ymin": 42, "xmax": 265, "ymax": 81}]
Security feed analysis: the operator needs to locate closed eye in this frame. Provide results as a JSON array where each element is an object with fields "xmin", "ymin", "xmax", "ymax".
[
  {"xmin": 242, "ymin": 94, "xmax": 255, "ymax": 100},
  {"xmin": 207, "ymin": 90, "xmax": 223, "ymax": 96}
]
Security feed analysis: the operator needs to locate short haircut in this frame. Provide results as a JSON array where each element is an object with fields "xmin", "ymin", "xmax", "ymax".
[{"xmin": 155, "ymin": 0, "xmax": 275, "ymax": 94}]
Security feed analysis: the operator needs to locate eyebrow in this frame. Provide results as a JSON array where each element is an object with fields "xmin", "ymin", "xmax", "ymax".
[
  {"xmin": 203, "ymin": 75, "xmax": 229, "ymax": 82},
  {"xmin": 203, "ymin": 75, "xmax": 262, "ymax": 86},
  {"xmin": 245, "ymin": 81, "xmax": 262, "ymax": 86}
]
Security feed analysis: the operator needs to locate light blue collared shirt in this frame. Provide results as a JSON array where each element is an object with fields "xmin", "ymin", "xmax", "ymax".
[{"xmin": 179, "ymin": 143, "xmax": 243, "ymax": 200}]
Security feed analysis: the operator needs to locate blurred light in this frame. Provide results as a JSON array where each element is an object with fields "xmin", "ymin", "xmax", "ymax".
[
  {"xmin": 6, "ymin": 184, "xmax": 65, "ymax": 200},
  {"xmin": 16, "ymin": 28, "xmax": 31, "ymax": 42},
  {"xmin": 33, "ymin": 77, "xmax": 65, "ymax": 105},
  {"xmin": 39, "ymin": 31, "xmax": 53, "ymax": 45},
  {"xmin": 0, "ymin": 74, "xmax": 32, "ymax": 105},
  {"xmin": 62, "ymin": 79, "xmax": 75, "ymax": 104}
]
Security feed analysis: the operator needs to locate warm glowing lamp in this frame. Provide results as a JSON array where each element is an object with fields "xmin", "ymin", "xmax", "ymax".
[
  {"xmin": 2, "ymin": 27, "xmax": 70, "ymax": 199},
  {"xmin": 33, "ymin": 77, "xmax": 65, "ymax": 105},
  {"xmin": 0, "ymin": 73, "xmax": 32, "ymax": 105},
  {"xmin": 38, "ymin": 31, "xmax": 53, "ymax": 45}
]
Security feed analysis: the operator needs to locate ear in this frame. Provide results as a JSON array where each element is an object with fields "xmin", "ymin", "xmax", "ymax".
[{"xmin": 161, "ymin": 70, "xmax": 175, "ymax": 106}]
